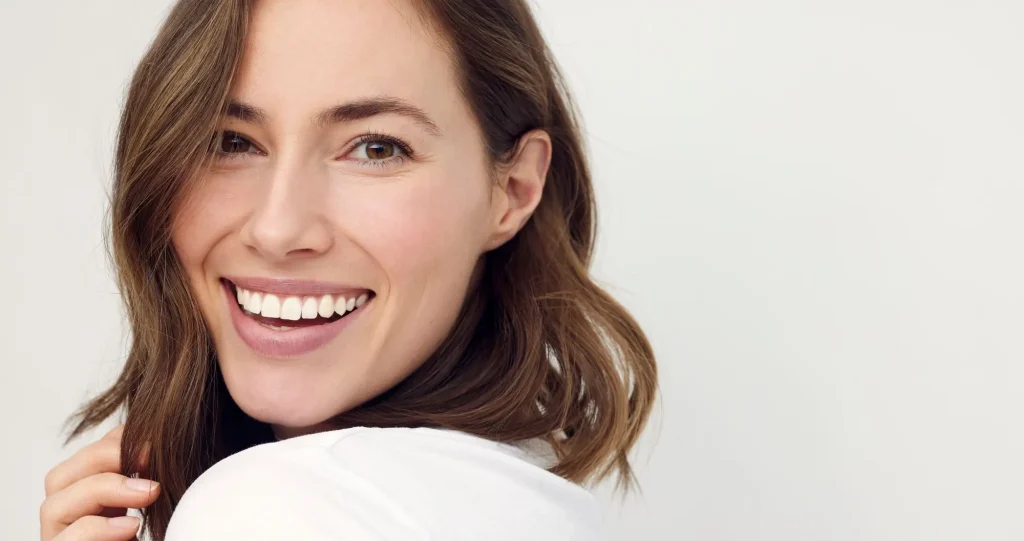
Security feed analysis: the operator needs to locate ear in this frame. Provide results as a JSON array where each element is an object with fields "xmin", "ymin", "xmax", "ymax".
[{"xmin": 484, "ymin": 129, "xmax": 552, "ymax": 251}]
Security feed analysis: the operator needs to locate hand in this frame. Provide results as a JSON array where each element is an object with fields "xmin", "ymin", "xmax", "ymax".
[{"xmin": 40, "ymin": 424, "xmax": 160, "ymax": 541}]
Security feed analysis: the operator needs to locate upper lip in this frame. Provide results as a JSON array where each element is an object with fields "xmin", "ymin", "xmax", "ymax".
[{"xmin": 224, "ymin": 276, "xmax": 373, "ymax": 297}]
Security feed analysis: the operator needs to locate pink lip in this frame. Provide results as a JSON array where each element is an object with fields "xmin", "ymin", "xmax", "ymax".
[
  {"xmin": 223, "ymin": 280, "xmax": 370, "ymax": 358},
  {"xmin": 225, "ymin": 276, "xmax": 370, "ymax": 297}
]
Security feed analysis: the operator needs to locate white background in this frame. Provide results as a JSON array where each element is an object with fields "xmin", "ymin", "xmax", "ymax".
[{"xmin": 2, "ymin": 1, "xmax": 1022, "ymax": 540}]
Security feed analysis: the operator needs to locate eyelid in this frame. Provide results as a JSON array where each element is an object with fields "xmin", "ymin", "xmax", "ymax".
[{"xmin": 212, "ymin": 129, "xmax": 415, "ymax": 166}]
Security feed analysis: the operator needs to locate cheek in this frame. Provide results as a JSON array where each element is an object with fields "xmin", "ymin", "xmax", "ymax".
[
  {"xmin": 340, "ymin": 169, "xmax": 491, "ymax": 282},
  {"xmin": 171, "ymin": 179, "xmax": 248, "ymax": 294}
]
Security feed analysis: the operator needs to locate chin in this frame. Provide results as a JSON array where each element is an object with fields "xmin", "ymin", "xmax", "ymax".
[
  {"xmin": 237, "ymin": 396, "xmax": 332, "ymax": 431},
  {"xmin": 219, "ymin": 359, "xmax": 357, "ymax": 432}
]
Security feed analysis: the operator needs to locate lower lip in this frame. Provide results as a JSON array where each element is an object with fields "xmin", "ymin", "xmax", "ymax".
[{"xmin": 224, "ymin": 281, "xmax": 369, "ymax": 358}]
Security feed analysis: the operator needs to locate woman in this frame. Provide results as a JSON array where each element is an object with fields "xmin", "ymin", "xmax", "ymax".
[{"xmin": 40, "ymin": 1, "xmax": 657, "ymax": 540}]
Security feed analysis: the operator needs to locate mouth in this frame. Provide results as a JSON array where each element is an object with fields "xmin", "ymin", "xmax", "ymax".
[{"xmin": 221, "ymin": 278, "xmax": 375, "ymax": 358}]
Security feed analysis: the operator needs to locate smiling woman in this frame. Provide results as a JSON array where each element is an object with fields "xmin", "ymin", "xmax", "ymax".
[{"xmin": 39, "ymin": 1, "xmax": 657, "ymax": 540}]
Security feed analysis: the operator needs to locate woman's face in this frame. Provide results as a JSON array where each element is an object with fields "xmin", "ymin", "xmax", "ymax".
[{"xmin": 171, "ymin": 0, "xmax": 547, "ymax": 436}]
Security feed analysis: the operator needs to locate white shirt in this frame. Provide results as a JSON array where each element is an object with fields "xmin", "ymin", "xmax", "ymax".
[{"xmin": 165, "ymin": 426, "xmax": 604, "ymax": 540}]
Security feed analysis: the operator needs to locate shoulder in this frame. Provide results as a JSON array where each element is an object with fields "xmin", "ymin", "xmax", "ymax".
[{"xmin": 165, "ymin": 427, "xmax": 604, "ymax": 541}]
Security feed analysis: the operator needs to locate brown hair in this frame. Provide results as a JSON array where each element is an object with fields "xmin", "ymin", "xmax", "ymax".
[{"xmin": 68, "ymin": 1, "xmax": 657, "ymax": 539}]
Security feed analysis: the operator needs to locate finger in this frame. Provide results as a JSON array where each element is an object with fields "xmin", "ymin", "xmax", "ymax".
[
  {"xmin": 105, "ymin": 427, "xmax": 150, "ymax": 473},
  {"xmin": 51, "ymin": 515, "xmax": 140, "ymax": 541},
  {"xmin": 45, "ymin": 438, "xmax": 149, "ymax": 497},
  {"xmin": 41, "ymin": 473, "xmax": 160, "ymax": 530},
  {"xmin": 101, "ymin": 424, "xmax": 125, "ymax": 442},
  {"xmin": 46, "ymin": 439, "xmax": 119, "ymax": 497}
]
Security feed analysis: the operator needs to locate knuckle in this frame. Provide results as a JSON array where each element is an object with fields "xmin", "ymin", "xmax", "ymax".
[
  {"xmin": 102, "ymin": 424, "xmax": 125, "ymax": 441},
  {"xmin": 38, "ymin": 497, "xmax": 58, "ymax": 526},
  {"xmin": 43, "ymin": 468, "xmax": 62, "ymax": 496},
  {"xmin": 92, "ymin": 437, "xmax": 120, "ymax": 461},
  {"xmin": 93, "ymin": 440, "xmax": 122, "ymax": 473}
]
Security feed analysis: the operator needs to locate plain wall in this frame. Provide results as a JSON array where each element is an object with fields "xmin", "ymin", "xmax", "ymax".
[{"xmin": 2, "ymin": 1, "xmax": 1022, "ymax": 539}]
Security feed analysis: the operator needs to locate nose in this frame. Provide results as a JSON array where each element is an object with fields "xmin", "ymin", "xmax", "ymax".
[{"xmin": 239, "ymin": 160, "xmax": 333, "ymax": 262}]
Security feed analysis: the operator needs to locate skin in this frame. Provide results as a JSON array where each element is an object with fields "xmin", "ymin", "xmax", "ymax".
[
  {"xmin": 39, "ymin": 425, "xmax": 157, "ymax": 541},
  {"xmin": 41, "ymin": 1, "xmax": 550, "ymax": 539}
]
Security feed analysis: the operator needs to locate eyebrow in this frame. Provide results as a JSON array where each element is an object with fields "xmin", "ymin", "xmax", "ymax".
[{"xmin": 224, "ymin": 97, "xmax": 441, "ymax": 136}]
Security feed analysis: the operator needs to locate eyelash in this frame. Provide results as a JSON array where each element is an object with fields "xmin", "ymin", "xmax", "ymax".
[{"xmin": 210, "ymin": 130, "xmax": 414, "ymax": 168}]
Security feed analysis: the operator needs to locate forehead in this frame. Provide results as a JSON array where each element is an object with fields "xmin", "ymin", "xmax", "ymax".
[{"xmin": 233, "ymin": 0, "xmax": 456, "ymax": 123}]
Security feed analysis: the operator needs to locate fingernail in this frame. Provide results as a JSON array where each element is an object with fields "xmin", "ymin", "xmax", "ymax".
[
  {"xmin": 109, "ymin": 516, "xmax": 140, "ymax": 530},
  {"xmin": 125, "ymin": 478, "xmax": 159, "ymax": 492}
]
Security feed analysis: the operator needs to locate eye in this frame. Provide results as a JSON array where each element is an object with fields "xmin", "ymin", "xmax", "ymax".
[
  {"xmin": 362, "ymin": 141, "xmax": 399, "ymax": 160},
  {"xmin": 212, "ymin": 130, "xmax": 261, "ymax": 157},
  {"xmin": 346, "ymin": 134, "xmax": 412, "ymax": 166}
]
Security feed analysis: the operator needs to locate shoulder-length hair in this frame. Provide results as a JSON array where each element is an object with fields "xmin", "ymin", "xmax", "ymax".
[{"xmin": 69, "ymin": 1, "xmax": 657, "ymax": 539}]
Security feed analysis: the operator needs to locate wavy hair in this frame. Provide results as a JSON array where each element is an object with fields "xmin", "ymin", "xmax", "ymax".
[{"xmin": 68, "ymin": 1, "xmax": 658, "ymax": 539}]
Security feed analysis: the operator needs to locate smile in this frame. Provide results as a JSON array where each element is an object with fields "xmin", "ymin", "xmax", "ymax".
[{"xmin": 221, "ymin": 278, "xmax": 375, "ymax": 358}]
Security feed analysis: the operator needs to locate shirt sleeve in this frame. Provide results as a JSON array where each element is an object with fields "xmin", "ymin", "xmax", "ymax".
[
  {"xmin": 164, "ymin": 441, "xmax": 429, "ymax": 541},
  {"xmin": 164, "ymin": 427, "xmax": 603, "ymax": 541}
]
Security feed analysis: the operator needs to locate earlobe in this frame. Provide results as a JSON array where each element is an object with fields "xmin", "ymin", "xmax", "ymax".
[{"xmin": 485, "ymin": 130, "xmax": 552, "ymax": 251}]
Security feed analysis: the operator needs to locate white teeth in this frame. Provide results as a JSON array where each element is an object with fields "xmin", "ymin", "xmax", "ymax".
[
  {"xmin": 301, "ymin": 297, "xmax": 319, "ymax": 319},
  {"xmin": 246, "ymin": 292, "xmax": 262, "ymax": 314},
  {"xmin": 234, "ymin": 283, "xmax": 370, "ymax": 321},
  {"xmin": 334, "ymin": 296, "xmax": 348, "ymax": 316},
  {"xmin": 280, "ymin": 297, "xmax": 302, "ymax": 321},
  {"xmin": 317, "ymin": 295, "xmax": 334, "ymax": 318},
  {"xmin": 260, "ymin": 294, "xmax": 281, "ymax": 318}
]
